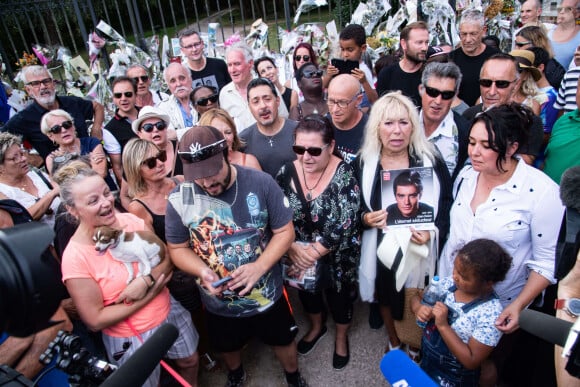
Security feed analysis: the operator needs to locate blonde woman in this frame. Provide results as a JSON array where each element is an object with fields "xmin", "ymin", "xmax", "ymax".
[{"xmin": 198, "ymin": 109, "xmax": 261, "ymax": 170}]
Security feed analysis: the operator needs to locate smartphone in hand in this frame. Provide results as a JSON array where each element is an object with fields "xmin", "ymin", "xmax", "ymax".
[{"xmin": 331, "ymin": 58, "xmax": 359, "ymax": 75}]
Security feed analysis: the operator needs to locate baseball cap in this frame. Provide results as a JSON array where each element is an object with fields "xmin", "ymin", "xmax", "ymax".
[
  {"xmin": 178, "ymin": 126, "xmax": 227, "ymax": 180},
  {"xmin": 426, "ymin": 46, "xmax": 444, "ymax": 59},
  {"xmin": 131, "ymin": 105, "xmax": 171, "ymax": 134}
]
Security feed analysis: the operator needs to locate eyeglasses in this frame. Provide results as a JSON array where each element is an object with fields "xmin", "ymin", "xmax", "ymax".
[
  {"xmin": 196, "ymin": 93, "xmax": 219, "ymax": 106},
  {"xmin": 26, "ymin": 78, "xmax": 53, "ymax": 88},
  {"xmin": 4, "ymin": 149, "xmax": 28, "ymax": 163},
  {"xmin": 113, "ymin": 91, "xmax": 134, "ymax": 99},
  {"xmin": 424, "ymin": 86, "xmax": 455, "ymax": 100},
  {"xmin": 292, "ymin": 144, "xmax": 329, "ymax": 156},
  {"xmin": 178, "ymin": 139, "xmax": 226, "ymax": 163},
  {"xmin": 141, "ymin": 150, "xmax": 167, "ymax": 169},
  {"xmin": 515, "ymin": 41, "xmax": 532, "ymax": 47},
  {"xmin": 327, "ymin": 94, "xmax": 359, "ymax": 109},
  {"xmin": 132, "ymin": 75, "xmax": 149, "ymax": 83},
  {"xmin": 478, "ymin": 79, "xmax": 517, "ymax": 89},
  {"xmin": 557, "ymin": 6, "xmax": 574, "ymax": 13},
  {"xmin": 49, "ymin": 120, "xmax": 74, "ymax": 134},
  {"xmin": 181, "ymin": 41, "xmax": 203, "ymax": 50},
  {"xmin": 294, "ymin": 55, "xmax": 310, "ymax": 62},
  {"xmin": 140, "ymin": 121, "xmax": 168, "ymax": 133},
  {"xmin": 302, "ymin": 70, "xmax": 323, "ymax": 79}
]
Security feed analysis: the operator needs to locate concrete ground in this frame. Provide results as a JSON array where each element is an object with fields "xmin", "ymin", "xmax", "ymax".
[{"xmin": 197, "ymin": 289, "xmax": 390, "ymax": 387}]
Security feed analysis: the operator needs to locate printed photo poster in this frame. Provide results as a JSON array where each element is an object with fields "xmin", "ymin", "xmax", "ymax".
[{"xmin": 381, "ymin": 167, "xmax": 435, "ymax": 230}]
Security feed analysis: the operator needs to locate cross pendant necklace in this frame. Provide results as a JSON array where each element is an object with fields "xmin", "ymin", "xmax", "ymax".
[{"xmin": 268, "ymin": 137, "xmax": 274, "ymax": 147}]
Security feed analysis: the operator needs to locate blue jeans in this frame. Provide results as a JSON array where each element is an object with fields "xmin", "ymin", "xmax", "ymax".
[{"xmin": 420, "ymin": 322, "xmax": 479, "ymax": 387}]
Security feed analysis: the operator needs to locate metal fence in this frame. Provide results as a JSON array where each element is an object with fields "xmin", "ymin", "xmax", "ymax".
[{"xmin": 0, "ymin": 0, "xmax": 357, "ymax": 80}]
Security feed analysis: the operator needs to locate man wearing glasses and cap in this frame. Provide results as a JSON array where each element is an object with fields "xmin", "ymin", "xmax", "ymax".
[
  {"xmin": 166, "ymin": 126, "xmax": 308, "ymax": 387},
  {"xmin": 462, "ymin": 53, "xmax": 544, "ymax": 165}
]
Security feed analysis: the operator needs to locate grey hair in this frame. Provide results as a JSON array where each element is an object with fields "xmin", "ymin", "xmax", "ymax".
[
  {"xmin": 40, "ymin": 109, "xmax": 74, "ymax": 135},
  {"xmin": 0, "ymin": 132, "xmax": 22, "ymax": 164},
  {"xmin": 225, "ymin": 42, "xmax": 254, "ymax": 64},
  {"xmin": 459, "ymin": 9, "xmax": 485, "ymax": 28},
  {"xmin": 421, "ymin": 62, "xmax": 463, "ymax": 93},
  {"xmin": 163, "ymin": 62, "xmax": 192, "ymax": 84},
  {"xmin": 126, "ymin": 64, "xmax": 149, "ymax": 75},
  {"xmin": 358, "ymin": 91, "xmax": 438, "ymax": 166},
  {"xmin": 21, "ymin": 65, "xmax": 52, "ymax": 84}
]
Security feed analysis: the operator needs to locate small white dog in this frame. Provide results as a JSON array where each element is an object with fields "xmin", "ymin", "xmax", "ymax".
[{"xmin": 93, "ymin": 226, "xmax": 164, "ymax": 283}]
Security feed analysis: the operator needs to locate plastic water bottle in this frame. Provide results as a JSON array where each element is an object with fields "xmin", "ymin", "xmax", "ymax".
[{"xmin": 417, "ymin": 275, "xmax": 444, "ymax": 328}]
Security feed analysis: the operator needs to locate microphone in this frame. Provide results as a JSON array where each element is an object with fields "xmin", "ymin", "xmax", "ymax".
[
  {"xmin": 101, "ymin": 323, "xmax": 178, "ymax": 387},
  {"xmin": 519, "ymin": 309, "xmax": 572, "ymax": 347}
]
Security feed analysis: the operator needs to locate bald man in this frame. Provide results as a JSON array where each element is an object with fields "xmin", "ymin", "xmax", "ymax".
[
  {"xmin": 327, "ymin": 74, "xmax": 367, "ymax": 163},
  {"xmin": 519, "ymin": 0, "xmax": 555, "ymax": 31}
]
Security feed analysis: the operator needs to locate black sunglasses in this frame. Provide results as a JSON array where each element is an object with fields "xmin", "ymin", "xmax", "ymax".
[
  {"xmin": 196, "ymin": 93, "xmax": 219, "ymax": 106},
  {"xmin": 141, "ymin": 150, "xmax": 167, "ymax": 169},
  {"xmin": 515, "ymin": 41, "xmax": 532, "ymax": 47},
  {"xmin": 303, "ymin": 70, "xmax": 323, "ymax": 79},
  {"xmin": 132, "ymin": 75, "xmax": 149, "ymax": 83},
  {"xmin": 292, "ymin": 144, "xmax": 329, "ymax": 156},
  {"xmin": 178, "ymin": 139, "xmax": 227, "ymax": 163},
  {"xmin": 478, "ymin": 79, "xmax": 516, "ymax": 89},
  {"xmin": 140, "ymin": 121, "xmax": 168, "ymax": 133},
  {"xmin": 424, "ymin": 86, "xmax": 455, "ymax": 100},
  {"xmin": 294, "ymin": 55, "xmax": 310, "ymax": 62},
  {"xmin": 113, "ymin": 91, "xmax": 134, "ymax": 98},
  {"xmin": 49, "ymin": 120, "xmax": 74, "ymax": 134}
]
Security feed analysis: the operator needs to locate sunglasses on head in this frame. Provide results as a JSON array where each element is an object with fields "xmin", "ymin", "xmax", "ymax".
[
  {"xmin": 292, "ymin": 144, "xmax": 329, "ymax": 156},
  {"xmin": 478, "ymin": 79, "xmax": 516, "ymax": 89},
  {"xmin": 178, "ymin": 139, "xmax": 227, "ymax": 163},
  {"xmin": 132, "ymin": 75, "xmax": 149, "ymax": 83},
  {"xmin": 141, "ymin": 150, "xmax": 167, "ymax": 169},
  {"xmin": 196, "ymin": 93, "xmax": 219, "ymax": 106},
  {"xmin": 424, "ymin": 86, "xmax": 455, "ymax": 100},
  {"xmin": 140, "ymin": 121, "xmax": 168, "ymax": 133},
  {"xmin": 303, "ymin": 70, "xmax": 323, "ymax": 79},
  {"xmin": 295, "ymin": 55, "xmax": 310, "ymax": 62},
  {"xmin": 113, "ymin": 91, "xmax": 134, "ymax": 98},
  {"xmin": 515, "ymin": 41, "xmax": 532, "ymax": 47},
  {"xmin": 49, "ymin": 120, "xmax": 74, "ymax": 134}
]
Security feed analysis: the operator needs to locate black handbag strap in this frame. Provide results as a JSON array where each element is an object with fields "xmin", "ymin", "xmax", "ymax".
[{"xmin": 33, "ymin": 168, "xmax": 53, "ymax": 190}]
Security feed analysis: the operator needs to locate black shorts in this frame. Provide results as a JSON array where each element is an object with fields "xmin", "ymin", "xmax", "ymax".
[{"xmin": 205, "ymin": 294, "xmax": 298, "ymax": 352}]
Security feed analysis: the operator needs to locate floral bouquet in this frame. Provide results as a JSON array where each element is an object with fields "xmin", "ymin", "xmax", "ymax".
[
  {"xmin": 350, "ymin": 0, "xmax": 391, "ymax": 36},
  {"xmin": 293, "ymin": 0, "xmax": 328, "ymax": 25}
]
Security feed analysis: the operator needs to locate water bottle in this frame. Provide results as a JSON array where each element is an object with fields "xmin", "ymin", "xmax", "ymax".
[{"xmin": 417, "ymin": 275, "xmax": 444, "ymax": 328}]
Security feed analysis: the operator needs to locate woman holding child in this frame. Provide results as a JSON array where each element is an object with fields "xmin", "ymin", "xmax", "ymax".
[{"xmin": 438, "ymin": 103, "xmax": 565, "ymax": 385}]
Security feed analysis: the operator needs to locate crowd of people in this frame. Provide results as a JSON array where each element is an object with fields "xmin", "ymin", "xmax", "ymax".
[{"xmin": 0, "ymin": 2, "xmax": 580, "ymax": 386}]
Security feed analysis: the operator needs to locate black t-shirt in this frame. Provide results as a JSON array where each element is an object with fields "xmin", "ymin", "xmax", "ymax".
[
  {"xmin": 376, "ymin": 63, "xmax": 422, "ymax": 108},
  {"xmin": 189, "ymin": 57, "xmax": 232, "ymax": 92},
  {"xmin": 1, "ymin": 96, "xmax": 94, "ymax": 159},
  {"xmin": 329, "ymin": 113, "xmax": 368, "ymax": 164},
  {"xmin": 449, "ymin": 46, "xmax": 499, "ymax": 106}
]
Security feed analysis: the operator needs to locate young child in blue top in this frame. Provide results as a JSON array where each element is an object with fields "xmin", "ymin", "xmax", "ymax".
[{"xmin": 411, "ymin": 239, "xmax": 512, "ymax": 386}]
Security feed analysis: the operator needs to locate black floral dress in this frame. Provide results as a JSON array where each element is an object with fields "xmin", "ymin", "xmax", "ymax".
[{"xmin": 276, "ymin": 160, "xmax": 362, "ymax": 291}]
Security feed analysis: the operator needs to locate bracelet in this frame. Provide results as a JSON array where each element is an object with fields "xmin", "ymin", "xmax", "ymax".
[
  {"xmin": 310, "ymin": 243, "xmax": 323, "ymax": 257},
  {"xmin": 141, "ymin": 276, "xmax": 150, "ymax": 288},
  {"xmin": 146, "ymin": 274, "xmax": 156, "ymax": 288},
  {"xmin": 361, "ymin": 212, "xmax": 367, "ymax": 225}
]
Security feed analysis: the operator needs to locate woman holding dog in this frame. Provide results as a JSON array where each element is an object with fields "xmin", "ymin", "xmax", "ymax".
[{"xmin": 56, "ymin": 161, "xmax": 199, "ymax": 387}]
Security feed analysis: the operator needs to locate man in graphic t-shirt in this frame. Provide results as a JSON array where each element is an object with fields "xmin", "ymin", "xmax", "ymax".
[{"xmin": 166, "ymin": 126, "xmax": 308, "ymax": 387}]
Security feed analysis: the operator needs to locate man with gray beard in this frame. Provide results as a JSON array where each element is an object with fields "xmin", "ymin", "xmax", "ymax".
[
  {"xmin": 156, "ymin": 62, "xmax": 197, "ymax": 141},
  {"xmin": 1, "ymin": 65, "xmax": 104, "ymax": 161}
]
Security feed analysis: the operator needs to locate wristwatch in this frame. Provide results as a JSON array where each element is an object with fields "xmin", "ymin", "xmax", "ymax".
[{"xmin": 554, "ymin": 298, "xmax": 580, "ymax": 317}]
